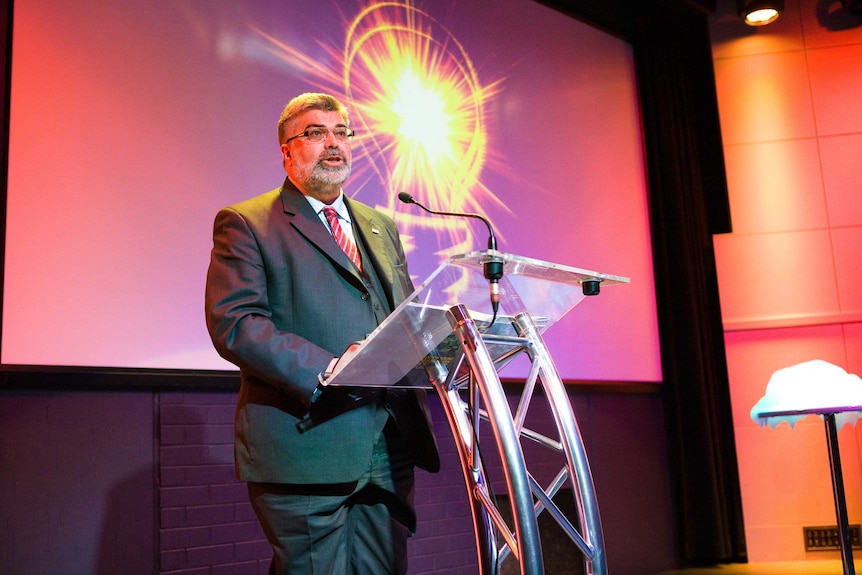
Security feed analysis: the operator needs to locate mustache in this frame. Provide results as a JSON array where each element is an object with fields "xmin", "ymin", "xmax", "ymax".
[
  {"xmin": 313, "ymin": 154, "xmax": 350, "ymax": 177},
  {"xmin": 319, "ymin": 149, "xmax": 345, "ymax": 160}
]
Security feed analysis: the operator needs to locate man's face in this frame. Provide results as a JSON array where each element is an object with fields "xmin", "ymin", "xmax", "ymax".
[{"xmin": 281, "ymin": 109, "xmax": 352, "ymax": 204}]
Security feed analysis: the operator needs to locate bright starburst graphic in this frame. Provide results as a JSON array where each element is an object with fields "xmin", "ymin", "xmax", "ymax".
[{"xmin": 253, "ymin": 0, "xmax": 506, "ymax": 259}]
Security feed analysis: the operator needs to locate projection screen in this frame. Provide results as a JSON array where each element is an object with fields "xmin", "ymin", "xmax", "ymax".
[{"xmin": 3, "ymin": 0, "xmax": 661, "ymax": 383}]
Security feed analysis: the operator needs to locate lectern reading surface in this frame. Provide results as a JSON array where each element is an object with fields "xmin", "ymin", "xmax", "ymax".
[{"xmin": 324, "ymin": 250, "xmax": 628, "ymax": 389}]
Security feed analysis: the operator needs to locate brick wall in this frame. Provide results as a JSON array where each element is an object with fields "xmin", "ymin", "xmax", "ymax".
[
  {"xmin": 0, "ymin": 386, "xmax": 674, "ymax": 575},
  {"xmin": 158, "ymin": 392, "xmax": 271, "ymax": 575}
]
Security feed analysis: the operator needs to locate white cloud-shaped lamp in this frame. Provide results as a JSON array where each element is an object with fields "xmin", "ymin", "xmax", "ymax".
[
  {"xmin": 751, "ymin": 359, "xmax": 862, "ymax": 429},
  {"xmin": 751, "ymin": 359, "xmax": 862, "ymax": 574}
]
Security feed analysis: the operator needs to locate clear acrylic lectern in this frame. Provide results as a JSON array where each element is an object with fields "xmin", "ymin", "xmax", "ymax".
[{"xmin": 322, "ymin": 250, "xmax": 629, "ymax": 575}]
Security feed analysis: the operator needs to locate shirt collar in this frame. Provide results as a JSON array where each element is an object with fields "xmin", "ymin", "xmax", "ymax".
[{"xmin": 304, "ymin": 192, "xmax": 351, "ymax": 223}]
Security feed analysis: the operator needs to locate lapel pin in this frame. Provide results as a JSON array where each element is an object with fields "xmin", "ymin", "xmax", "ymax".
[{"xmin": 371, "ymin": 227, "xmax": 380, "ymax": 234}]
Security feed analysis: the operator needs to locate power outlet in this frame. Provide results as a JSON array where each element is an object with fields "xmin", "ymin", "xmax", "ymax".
[{"xmin": 803, "ymin": 525, "xmax": 862, "ymax": 551}]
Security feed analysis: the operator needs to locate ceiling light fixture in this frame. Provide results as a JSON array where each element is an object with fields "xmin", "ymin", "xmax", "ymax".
[{"xmin": 737, "ymin": 0, "xmax": 784, "ymax": 26}]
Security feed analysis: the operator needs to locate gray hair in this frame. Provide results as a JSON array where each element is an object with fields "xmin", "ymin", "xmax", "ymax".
[{"xmin": 277, "ymin": 93, "xmax": 349, "ymax": 145}]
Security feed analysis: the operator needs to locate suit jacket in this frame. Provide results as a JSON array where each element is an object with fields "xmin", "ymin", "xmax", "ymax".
[{"xmin": 205, "ymin": 178, "xmax": 439, "ymax": 484}]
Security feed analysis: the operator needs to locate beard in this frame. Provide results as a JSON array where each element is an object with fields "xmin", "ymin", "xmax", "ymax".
[
  {"xmin": 311, "ymin": 161, "xmax": 350, "ymax": 186},
  {"xmin": 294, "ymin": 157, "xmax": 351, "ymax": 192}
]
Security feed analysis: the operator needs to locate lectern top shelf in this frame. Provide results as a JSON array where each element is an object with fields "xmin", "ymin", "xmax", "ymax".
[
  {"xmin": 449, "ymin": 251, "xmax": 630, "ymax": 286},
  {"xmin": 323, "ymin": 250, "xmax": 630, "ymax": 389}
]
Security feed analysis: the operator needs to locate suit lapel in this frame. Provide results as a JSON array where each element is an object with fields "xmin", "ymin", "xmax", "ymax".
[
  {"xmin": 279, "ymin": 179, "xmax": 363, "ymax": 283},
  {"xmin": 347, "ymin": 198, "xmax": 398, "ymax": 302}
]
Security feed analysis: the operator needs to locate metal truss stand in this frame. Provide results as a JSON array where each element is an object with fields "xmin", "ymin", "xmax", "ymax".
[{"xmin": 431, "ymin": 304, "xmax": 607, "ymax": 575}]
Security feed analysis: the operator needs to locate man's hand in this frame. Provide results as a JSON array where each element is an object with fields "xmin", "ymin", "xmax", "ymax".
[{"xmin": 331, "ymin": 341, "xmax": 362, "ymax": 377}]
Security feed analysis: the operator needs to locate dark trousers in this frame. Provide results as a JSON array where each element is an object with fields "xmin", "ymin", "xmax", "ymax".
[{"xmin": 248, "ymin": 415, "xmax": 416, "ymax": 575}]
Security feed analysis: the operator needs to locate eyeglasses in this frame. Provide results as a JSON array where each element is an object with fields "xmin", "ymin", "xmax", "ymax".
[{"xmin": 284, "ymin": 126, "xmax": 355, "ymax": 144}]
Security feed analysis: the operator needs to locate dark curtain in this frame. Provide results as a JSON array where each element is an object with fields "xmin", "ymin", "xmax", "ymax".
[
  {"xmin": 540, "ymin": 0, "xmax": 746, "ymax": 565},
  {"xmin": 633, "ymin": 3, "xmax": 747, "ymax": 565}
]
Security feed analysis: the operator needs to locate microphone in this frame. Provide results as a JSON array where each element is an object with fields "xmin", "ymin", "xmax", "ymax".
[{"xmin": 397, "ymin": 192, "xmax": 504, "ymax": 317}]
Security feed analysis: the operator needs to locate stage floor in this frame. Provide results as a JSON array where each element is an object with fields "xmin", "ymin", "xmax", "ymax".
[{"xmin": 657, "ymin": 560, "xmax": 852, "ymax": 574}]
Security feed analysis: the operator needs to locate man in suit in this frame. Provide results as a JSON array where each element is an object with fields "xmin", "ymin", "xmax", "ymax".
[{"xmin": 205, "ymin": 92, "xmax": 439, "ymax": 575}]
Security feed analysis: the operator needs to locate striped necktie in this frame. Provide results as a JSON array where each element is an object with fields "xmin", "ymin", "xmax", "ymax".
[{"xmin": 323, "ymin": 206, "xmax": 362, "ymax": 272}]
